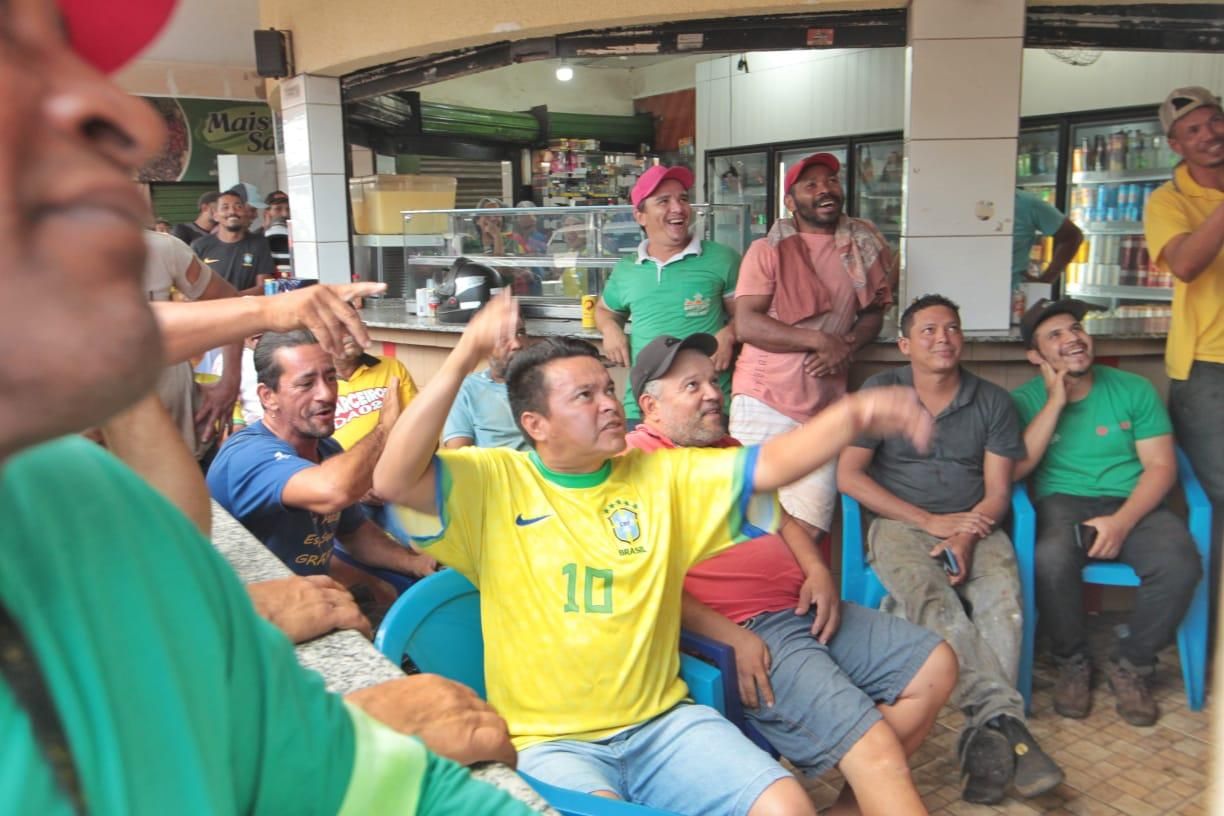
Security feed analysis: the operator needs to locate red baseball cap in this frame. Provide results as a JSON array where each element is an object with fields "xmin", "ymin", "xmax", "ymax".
[
  {"xmin": 783, "ymin": 153, "xmax": 841, "ymax": 192},
  {"xmin": 631, "ymin": 165, "xmax": 694, "ymax": 207},
  {"xmin": 59, "ymin": 0, "xmax": 177, "ymax": 75}
]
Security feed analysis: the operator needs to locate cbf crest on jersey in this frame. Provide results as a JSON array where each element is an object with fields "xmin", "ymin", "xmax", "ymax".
[{"xmin": 603, "ymin": 498, "xmax": 641, "ymax": 544}]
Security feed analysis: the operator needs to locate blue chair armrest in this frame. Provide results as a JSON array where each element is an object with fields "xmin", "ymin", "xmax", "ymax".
[
  {"xmin": 678, "ymin": 652, "xmax": 724, "ymax": 713},
  {"xmin": 520, "ymin": 774, "xmax": 681, "ymax": 815},
  {"xmin": 679, "ymin": 630, "xmax": 778, "ymax": 757},
  {"xmin": 839, "ymin": 493, "xmax": 866, "ymax": 602},
  {"xmin": 1177, "ymin": 447, "xmax": 1212, "ymax": 563}
]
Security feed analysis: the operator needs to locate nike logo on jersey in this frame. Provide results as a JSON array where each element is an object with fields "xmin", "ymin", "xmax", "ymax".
[
  {"xmin": 515, "ymin": 513, "xmax": 551, "ymax": 526},
  {"xmin": 202, "ymin": 258, "xmax": 220, "ymax": 264}
]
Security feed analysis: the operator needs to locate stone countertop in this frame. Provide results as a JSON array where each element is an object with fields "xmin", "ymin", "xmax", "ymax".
[
  {"xmin": 208, "ymin": 502, "xmax": 556, "ymax": 813},
  {"xmin": 361, "ymin": 301, "xmax": 1168, "ymax": 344}
]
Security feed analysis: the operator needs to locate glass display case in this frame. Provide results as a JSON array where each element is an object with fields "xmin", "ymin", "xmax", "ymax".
[
  {"xmin": 1062, "ymin": 114, "xmax": 1175, "ymax": 309},
  {"xmin": 400, "ymin": 203, "xmax": 751, "ymax": 318},
  {"xmin": 853, "ymin": 137, "xmax": 902, "ymax": 254},
  {"xmin": 707, "ymin": 150, "xmax": 770, "ymax": 239}
]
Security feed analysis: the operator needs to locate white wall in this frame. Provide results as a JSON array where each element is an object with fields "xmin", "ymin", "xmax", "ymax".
[
  {"xmin": 420, "ymin": 61, "xmax": 635, "ymax": 115},
  {"xmin": 1021, "ymin": 49, "xmax": 1224, "ymax": 117},
  {"xmin": 629, "ymin": 56, "xmax": 704, "ymax": 99}
]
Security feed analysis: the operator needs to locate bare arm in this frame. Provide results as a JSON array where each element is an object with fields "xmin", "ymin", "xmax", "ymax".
[
  {"xmin": 777, "ymin": 515, "xmax": 840, "ymax": 642},
  {"xmin": 152, "ymin": 282, "xmax": 386, "ymax": 363},
  {"xmin": 755, "ymin": 388, "xmax": 933, "ymax": 495},
  {"xmin": 442, "ymin": 436, "xmax": 474, "ymax": 449},
  {"xmin": 1160, "ymin": 202, "xmax": 1224, "ymax": 284},
  {"xmin": 711, "ymin": 295, "xmax": 737, "ymax": 372},
  {"xmin": 594, "ymin": 299, "xmax": 630, "ymax": 367},
  {"xmin": 1014, "ymin": 363, "xmax": 1067, "ymax": 481},
  {"xmin": 1032, "ymin": 219, "xmax": 1083, "ymax": 283},
  {"xmin": 99, "ymin": 393, "xmax": 212, "ymax": 536},
  {"xmin": 282, "ymin": 379, "xmax": 401, "ymax": 515},
  {"xmin": 681, "ymin": 591, "xmax": 775, "ymax": 709},
  {"xmin": 373, "ymin": 293, "xmax": 520, "ymax": 513},
  {"xmin": 190, "ymin": 265, "xmax": 243, "ymax": 444},
  {"xmin": 734, "ymin": 293, "xmax": 821, "ymax": 353},
  {"xmin": 845, "ymin": 308, "xmax": 885, "ymax": 353},
  {"xmin": 339, "ymin": 520, "xmax": 440, "ymax": 577}
]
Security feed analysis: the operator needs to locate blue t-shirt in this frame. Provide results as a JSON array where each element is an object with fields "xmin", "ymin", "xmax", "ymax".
[
  {"xmin": 207, "ymin": 421, "xmax": 366, "ymax": 574},
  {"xmin": 441, "ymin": 370, "xmax": 528, "ymax": 451},
  {"xmin": 1012, "ymin": 190, "xmax": 1067, "ymax": 282}
]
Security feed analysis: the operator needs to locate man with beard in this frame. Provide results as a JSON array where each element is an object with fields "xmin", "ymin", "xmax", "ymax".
[
  {"xmin": 625, "ymin": 333, "xmax": 956, "ymax": 816},
  {"xmin": 731, "ymin": 153, "xmax": 895, "ymax": 544},
  {"xmin": 1144, "ymin": 86, "xmax": 1224, "ymax": 610},
  {"xmin": 443, "ymin": 315, "xmax": 531, "ymax": 450},
  {"xmin": 839, "ymin": 295, "xmax": 1062, "ymax": 805},
  {"xmin": 1012, "ymin": 298, "xmax": 1201, "ymax": 727},
  {"xmin": 595, "ymin": 165, "xmax": 739, "ymax": 426},
  {"xmin": 208, "ymin": 330, "xmax": 438, "ymax": 587},
  {"xmin": 190, "ymin": 189, "xmax": 275, "ymax": 295},
  {"xmin": 1, "ymin": 0, "xmax": 532, "ymax": 810}
]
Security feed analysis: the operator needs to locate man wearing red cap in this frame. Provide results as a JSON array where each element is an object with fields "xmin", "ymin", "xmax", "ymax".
[
  {"xmin": 0, "ymin": 1, "xmax": 534, "ymax": 813},
  {"xmin": 730, "ymin": 152, "xmax": 895, "ymax": 542},
  {"xmin": 595, "ymin": 165, "xmax": 739, "ymax": 425}
]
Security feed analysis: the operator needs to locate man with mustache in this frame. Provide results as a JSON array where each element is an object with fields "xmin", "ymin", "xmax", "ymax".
[
  {"xmin": 1013, "ymin": 298, "xmax": 1201, "ymax": 727},
  {"xmin": 731, "ymin": 153, "xmax": 895, "ymax": 547},
  {"xmin": 1144, "ymin": 86, "xmax": 1224, "ymax": 614}
]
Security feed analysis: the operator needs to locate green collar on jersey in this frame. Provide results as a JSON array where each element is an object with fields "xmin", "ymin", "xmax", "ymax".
[{"xmin": 528, "ymin": 450, "xmax": 612, "ymax": 488}]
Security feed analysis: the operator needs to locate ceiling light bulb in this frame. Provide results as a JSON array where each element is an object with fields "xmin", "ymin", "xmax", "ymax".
[{"xmin": 556, "ymin": 63, "xmax": 574, "ymax": 82}]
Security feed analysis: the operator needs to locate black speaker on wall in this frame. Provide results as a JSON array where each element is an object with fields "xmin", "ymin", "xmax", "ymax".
[{"xmin": 254, "ymin": 29, "xmax": 292, "ymax": 78}]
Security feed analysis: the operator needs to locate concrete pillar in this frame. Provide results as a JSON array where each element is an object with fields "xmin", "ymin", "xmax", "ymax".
[
  {"xmin": 903, "ymin": 0, "xmax": 1025, "ymax": 331},
  {"xmin": 280, "ymin": 74, "xmax": 350, "ymax": 283}
]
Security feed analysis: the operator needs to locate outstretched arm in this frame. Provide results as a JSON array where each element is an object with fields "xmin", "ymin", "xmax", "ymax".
[{"xmin": 373, "ymin": 293, "xmax": 520, "ymax": 513}]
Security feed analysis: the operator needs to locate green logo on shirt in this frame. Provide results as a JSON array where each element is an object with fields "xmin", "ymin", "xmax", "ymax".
[{"xmin": 682, "ymin": 292, "xmax": 710, "ymax": 317}]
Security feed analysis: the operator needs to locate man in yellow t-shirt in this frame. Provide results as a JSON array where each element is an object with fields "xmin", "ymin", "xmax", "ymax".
[
  {"xmin": 375, "ymin": 295, "xmax": 934, "ymax": 816},
  {"xmin": 1143, "ymin": 87, "xmax": 1224, "ymax": 595}
]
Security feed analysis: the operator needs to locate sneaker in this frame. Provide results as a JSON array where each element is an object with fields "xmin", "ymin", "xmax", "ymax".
[
  {"xmin": 1053, "ymin": 655, "xmax": 1092, "ymax": 719},
  {"xmin": 957, "ymin": 725, "xmax": 1014, "ymax": 804},
  {"xmin": 1106, "ymin": 660, "xmax": 1158, "ymax": 726},
  {"xmin": 989, "ymin": 715, "xmax": 1064, "ymax": 798}
]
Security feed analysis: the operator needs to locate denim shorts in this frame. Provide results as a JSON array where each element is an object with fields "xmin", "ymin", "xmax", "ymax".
[
  {"xmin": 518, "ymin": 703, "xmax": 791, "ymax": 816},
  {"xmin": 743, "ymin": 602, "xmax": 943, "ymax": 775}
]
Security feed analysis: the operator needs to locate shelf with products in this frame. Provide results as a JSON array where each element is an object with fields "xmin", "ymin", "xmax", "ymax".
[
  {"xmin": 1079, "ymin": 221, "xmax": 1143, "ymax": 235},
  {"xmin": 1017, "ymin": 173, "xmax": 1057, "ymax": 188},
  {"xmin": 1071, "ymin": 169, "xmax": 1172, "ymax": 185},
  {"xmin": 1065, "ymin": 283, "xmax": 1172, "ymax": 301},
  {"xmin": 532, "ymin": 140, "xmax": 649, "ymax": 206}
]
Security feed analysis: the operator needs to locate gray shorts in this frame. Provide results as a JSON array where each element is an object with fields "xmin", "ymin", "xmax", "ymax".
[{"xmin": 743, "ymin": 602, "xmax": 943, "ymax": 775}]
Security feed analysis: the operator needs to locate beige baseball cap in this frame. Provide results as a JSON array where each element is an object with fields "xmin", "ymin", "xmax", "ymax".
[{"xmin": 1159, "ymin": 86, "xmax": 1221, "ymax": 135}]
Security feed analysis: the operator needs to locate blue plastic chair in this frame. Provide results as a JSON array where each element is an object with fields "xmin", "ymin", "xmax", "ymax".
[
  {"xmin": 375, "ymin": 569, "xmax": 747, "ymax": 816},
  {"xmin": 840, "ymin": 484, "xmax": 1038, "ymax": 711},
  {"xmin": 1018, "ymin": 447, "xmax": 1210, "ymax": 711}
]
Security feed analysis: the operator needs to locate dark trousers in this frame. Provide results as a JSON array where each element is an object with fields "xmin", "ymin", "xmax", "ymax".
[
  {"xmin": 1034, "ymin": 494, "xmax": 1201, "ymax": 668},
  {"xmin": 1169, "ymin": 361, "xmax": 1224, "ymax": 629}
]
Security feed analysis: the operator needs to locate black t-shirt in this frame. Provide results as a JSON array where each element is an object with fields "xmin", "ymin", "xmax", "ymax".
[
  {"xmin": 190, "ymin": 233, "xmax": 275, "ymax": 291},
  {"xmin": 171, "ymin": 221, "xmax": 210, "ymax": 246}
]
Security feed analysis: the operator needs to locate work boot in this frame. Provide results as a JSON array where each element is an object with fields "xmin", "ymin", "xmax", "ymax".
[
  {"xmin": 1106, "ymin": 659, "xmax": 1158, "ymax": 727},
  {"xmin": 957, "ymin": 725, "xmax": 1013, "ymax": 804},
  {"xmin": 1053, "ymin": 654, "xmax": 1092, "ymax": 719},
  {"xmin": 988, "ymin": 715, "xmax": 1064, "ymax": 799}
]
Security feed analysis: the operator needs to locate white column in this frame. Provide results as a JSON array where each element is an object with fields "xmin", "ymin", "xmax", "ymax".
[
  {"xmin": 280, "ymin": 74, "xmax": 350, "ymax": 283},
  {"xmin": 903, "ymin": 0, "xmax": 1025, "ymax": 331}
]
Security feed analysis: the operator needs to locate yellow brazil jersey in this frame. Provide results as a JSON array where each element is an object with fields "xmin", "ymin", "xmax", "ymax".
[
  {"xmin": 333, "ymin": 354, "xmax": 419, "ymax": 449},
  {"xmin": 1145, "ymin": 163, "xmax": 1224, "ymax": 380},
  {"xmin": 392, "ymin": 445, "xmax": 779, "ymax": 751}
]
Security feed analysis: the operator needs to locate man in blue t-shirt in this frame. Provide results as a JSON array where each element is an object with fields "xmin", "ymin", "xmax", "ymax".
[
  {"xmin": 443, "ymin": 317, "xmax": 530, "ymax": 450},
  {"xmin": 209, "ymin": 330, "xmax": 439, "ymax": 589},
  {"xmin": 1012, "ymin": 298, "xmax": 1201, "ymax": 727}
]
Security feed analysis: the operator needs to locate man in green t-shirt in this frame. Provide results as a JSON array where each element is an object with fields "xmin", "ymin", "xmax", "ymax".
[
  {"xmin": 1012, "ymin": 299, "xmax": 1201, "ymax": 728},
  {"xmin": 595, "ymin": 166, "xmax": 740, "ymax": 421},
  {"xmin": 1, "ymin": 2, "xmax": 533, "ymax": 813}
]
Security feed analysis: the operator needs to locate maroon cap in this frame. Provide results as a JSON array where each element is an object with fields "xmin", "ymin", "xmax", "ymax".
[
  {"xmin": 631, "ymin": 165, "xmax": 694, "ymax": 207},
  {"xmin": 59, "ymin": 0, "xmax": 177, "ymax": 75},
  {"xmin": 783, "ymin": 153, "xmax": 841, "ymax": 192}
]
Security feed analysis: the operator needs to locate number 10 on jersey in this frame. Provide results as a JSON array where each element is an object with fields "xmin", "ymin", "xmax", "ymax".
[{"xmin": 562, "ymin": 563, "xmax": 614, "ymax": 614}]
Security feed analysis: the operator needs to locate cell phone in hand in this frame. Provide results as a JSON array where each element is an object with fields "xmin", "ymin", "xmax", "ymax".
[
  {"xmin": 1073, "ymin": 523, "xmax": 1098, "ymax": 551},
  {"xmin": 932, "ymin": 548, "xmax": 960, "ymax": 576}
]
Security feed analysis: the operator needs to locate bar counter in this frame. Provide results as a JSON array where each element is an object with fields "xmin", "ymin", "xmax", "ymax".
[{"xmin": 361, "ymin": 300, "xmax": 1172, "ymax": 398}]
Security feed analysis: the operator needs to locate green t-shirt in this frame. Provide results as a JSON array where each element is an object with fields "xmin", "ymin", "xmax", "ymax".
[
  {"xmin": 0, "ymin": 437, "xmax": 530, "ymax": 816},
  {"xmin": 602, "ymin": 238, "xmax": 740, "ymax": 418},
  {"xmin": 1011, "ymin": 366, "xmax": 1173, "ymax": 500}
]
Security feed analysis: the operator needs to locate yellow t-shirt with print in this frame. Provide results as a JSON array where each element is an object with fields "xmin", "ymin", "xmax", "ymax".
[
  {"xmin": 333, "ymin": 355, "xmax": 419, "ymax": 449},
  {"xmin": 394, "ymin": 445, "xmax": 779, "ymax": 751},
  {"xmin": 1144, "ymin": 162, "xmax": 1224, "ymax": 380}
]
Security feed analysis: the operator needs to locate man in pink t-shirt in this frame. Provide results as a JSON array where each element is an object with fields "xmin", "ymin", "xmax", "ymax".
[
  {"xmin": 625, "ymin": 333, "xmax": 955, "ymax": 816},
  {"xmin": 731, "ymin": 153, "xmax": 895, "ymax": 542}
]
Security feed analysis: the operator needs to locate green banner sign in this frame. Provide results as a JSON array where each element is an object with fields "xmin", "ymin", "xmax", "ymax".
[{"xmin": 138, "ymin": 96, "xmax": 275, "ymax": 183}]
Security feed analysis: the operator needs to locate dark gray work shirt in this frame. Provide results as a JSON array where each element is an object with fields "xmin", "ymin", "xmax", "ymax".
[
  {"xmin": 191, "ymin": 233, "xmax": 275, "ymax": 291},
  {"xmin": 852, "ymin": 366, "xmax": 1026, "ymax": 514}
]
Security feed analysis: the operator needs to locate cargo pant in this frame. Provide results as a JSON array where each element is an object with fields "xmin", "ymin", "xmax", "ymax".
[{"xmin": 868, "ymin": 518, "xmax": 1026, "ymax": 728}]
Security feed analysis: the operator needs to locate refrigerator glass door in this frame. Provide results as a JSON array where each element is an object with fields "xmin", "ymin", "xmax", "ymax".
[
  {"xmin": 854, "ymin": 138, "xmax": 903, "ymax": 254},
  {"xmin": 776, "ymin": 145, "xmax": 848, "ymax": 222},
  {"xmin": 708, "ymin": 150, "xmax": 770, "ymax": 239}
]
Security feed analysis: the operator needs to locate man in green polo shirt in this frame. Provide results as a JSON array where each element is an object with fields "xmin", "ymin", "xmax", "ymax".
[{"xmin": 595, "ymin": 166, "xmax": 739, "ymax": 422}]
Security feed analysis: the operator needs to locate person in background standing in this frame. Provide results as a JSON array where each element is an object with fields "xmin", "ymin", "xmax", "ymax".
[
  {"xmin": 264, "ymin": 190, "xmax": 292, "ymax": 270},
  {"xmin": 1012, "ymin": 190, "xmax": 1082, "ymax": 286},
  {"xmin": 171, "ymin": 189, "xmax": 219, "ymax": 246},
  {"xmin": 190, "ymin": 190, "xmax": 275, "ymax": 296}
]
